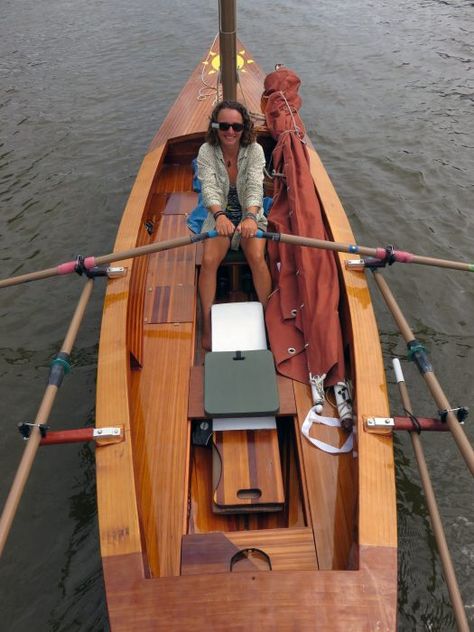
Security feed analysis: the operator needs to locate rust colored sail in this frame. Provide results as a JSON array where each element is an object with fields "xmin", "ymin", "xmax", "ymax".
[{"xmin": 264, "ymin": 67, "xmax": 345, "ymax": 386}]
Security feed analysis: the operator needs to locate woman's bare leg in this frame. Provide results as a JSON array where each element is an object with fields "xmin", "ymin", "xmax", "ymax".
[
  {"xmin": 240, "ymin": 237, "xmax": 272, "ymax": 307},
  {"xmin": 198, "ymin": 236, "xmax": 230, "ymax": 350}
]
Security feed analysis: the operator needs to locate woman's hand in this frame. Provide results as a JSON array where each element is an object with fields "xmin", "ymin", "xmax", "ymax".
[
  {"xmin": 215, "ymin": 214, "xmax": 235, "ymax": 237},
  {"xmin": 237, "ymin": 216, "xmax": 258, "ymax": 239}
]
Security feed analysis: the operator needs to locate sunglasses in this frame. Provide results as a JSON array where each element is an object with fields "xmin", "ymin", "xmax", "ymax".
[{"xmin": 211, "ymin": 121, "xmax": 245, "ymax": 132}]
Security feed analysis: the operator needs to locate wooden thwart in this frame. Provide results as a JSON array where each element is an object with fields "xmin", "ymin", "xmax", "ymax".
[{"xmin": 181, "ymin": 528, "xmax": 317, "ymax": 574}]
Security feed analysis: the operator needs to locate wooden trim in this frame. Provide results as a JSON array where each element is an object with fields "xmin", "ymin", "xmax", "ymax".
[
  {"xmin": 96, "ymin": 144, "xmax": 169, "ymax": 559},
  {"xmin": 307, "ymin": 146, "xmax": 397, "ymax": 549}
]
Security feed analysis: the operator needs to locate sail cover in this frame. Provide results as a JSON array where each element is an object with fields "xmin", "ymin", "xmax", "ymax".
[{"xmin": 263, "ymin": 68, "xmax": 345, "ymax": 387}]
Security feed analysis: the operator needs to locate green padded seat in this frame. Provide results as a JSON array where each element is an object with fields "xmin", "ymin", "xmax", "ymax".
[{"xmin": 204, "ymin": 349, "xmax": 279, "ymax": 417}]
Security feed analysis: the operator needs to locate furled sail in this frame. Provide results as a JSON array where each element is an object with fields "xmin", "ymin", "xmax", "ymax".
[{"xmin": 263, "ymin": 67, "xmax": 345, "ymax": 387}]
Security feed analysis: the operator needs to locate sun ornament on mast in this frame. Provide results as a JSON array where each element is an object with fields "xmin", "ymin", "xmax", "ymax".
[{"xmin": 204, "ymin": 48, "xmax": 254, "ymax": 75}]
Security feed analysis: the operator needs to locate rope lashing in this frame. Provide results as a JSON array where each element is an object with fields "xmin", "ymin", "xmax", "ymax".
[{"xmin": 403, "ymin": 408, "xmax": 422, "ymax": 434}]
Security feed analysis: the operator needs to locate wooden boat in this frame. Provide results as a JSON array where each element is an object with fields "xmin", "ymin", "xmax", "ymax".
[{"xmin": 95, "ymin": 36, "xmax": 397, "ymax": 630}]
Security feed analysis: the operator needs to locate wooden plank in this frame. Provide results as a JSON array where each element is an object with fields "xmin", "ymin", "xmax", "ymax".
[
  {"xmin": 293, "ymin": 382, "xmax": 356, "ymax": 570},
  {"xmin": 188, "ymin": 446, "xmax": 244, "ymax": 534},
  {"xmin": 144, "ymin": 214, "xmax": 196, "ymax": 324},
  {"xmin": 129, "ymin": 322, "xmax": 195, "ymax": 577},
  {"xmin": 148, "ymin": 284, "xmax": 194, "ymax": 323},
  {"xmin": 102, "ymin": 545, "xmax": 397, "ymax": 631},
  {"xmin": 148, "ymin": 192, "xmax": 169, "ymax": 216},
  {"xmin": 307, "ymin": 146, "xmax": 397, "ymax": 550},
  {"xmin": 187, "ymin": 446, "xmax": 295, "ymax": 535},
  {"xmin": 212, "ymin": 429, "xmax": 285, "ymax": 511},
  {"xmin": 181, "ymin": 528, "xmax": 317, "ymax": 574},
  {"xmin": 155, "ymin": 165, "xmax": 193, "ymax": 193},
  {"xmin": 188, "ymin": 366, "xmax": 296, "ymax": 418},
  {"xmin": 163, "ymin": 191, "xmax": 198, "ymax": 215}
]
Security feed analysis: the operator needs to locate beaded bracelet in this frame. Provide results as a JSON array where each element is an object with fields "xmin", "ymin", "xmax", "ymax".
[{"xmin": 213, "ymin": 210, "xmax": 226, "ymax": 220}]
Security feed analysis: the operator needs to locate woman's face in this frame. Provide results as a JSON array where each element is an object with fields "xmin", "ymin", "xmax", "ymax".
[{"xmin": 216, "ymin": 108, "xmax": 244, "ymax": 151}]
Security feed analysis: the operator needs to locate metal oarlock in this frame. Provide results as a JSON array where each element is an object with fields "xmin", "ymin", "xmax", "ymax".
[
  {"xmin": 17, "ymin": 422, "xmax": 49, "ymax": 440},
  {"xmin": 74, "ymin": 256, "xmax": 128, "ymax": 279}
]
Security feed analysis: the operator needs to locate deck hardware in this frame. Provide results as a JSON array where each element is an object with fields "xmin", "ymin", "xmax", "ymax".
[
  {"xmin": 18, "ymin": 422, "xmax": 49, "ymax": 440},
  {"xmin": 106, "ymin": 266, "xmax": 127, "ymax": 279},
  {"xmin": 439, "ymin": 407, "xmax": 469, "ymax": 424},
  {"xmin": 365, "ymin": 417, "xmax": 395, "ymax": 434},
  {"xmin": 93, "ymin": 427, "xmax": 122, "ymax": 438},
  {"xmin": 192, "ymin": 420, "xmax": 213, "ymax": 446},
  {"xmin": 74, "ymin": 256, "xmax": 110, "ymax": 278},
  {"xmin": 144, "ymin": 219, "xmax": 154, "ymax": 235},
  {"xmin": 383, "ymin": 245, "xmax": 397, "ymax": 265},
  {"xmin": 344, "ymin": 259, "xmax": 366, "ymax": 271}
]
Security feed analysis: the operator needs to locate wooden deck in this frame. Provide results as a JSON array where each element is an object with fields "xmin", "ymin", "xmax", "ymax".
[{"xmin": 102, "ymin": 545, "xmax": 397, "ymax": 631}]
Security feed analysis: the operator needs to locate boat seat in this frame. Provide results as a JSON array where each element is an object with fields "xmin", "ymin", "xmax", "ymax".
[{"xmin": 207, "ymin": 302, "xmax": 284, "ymax": 513}]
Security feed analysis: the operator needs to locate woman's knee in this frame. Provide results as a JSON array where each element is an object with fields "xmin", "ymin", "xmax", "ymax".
[
  {"xmin": 244, "ymin": 246, "xmax": 267, "ymax": 269},
  {"xmin": 201, "ymin": 242, "xmax": 228, "ymax": 271}
]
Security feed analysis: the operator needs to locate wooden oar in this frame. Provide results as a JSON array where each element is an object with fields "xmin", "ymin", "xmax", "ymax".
[
  {"xmin": 373, "ymin": 270, "xmax": 474, "ymax": 477},
  {"xmin": 0, "ymin": 230, "xmax": 217, "ymax": 289},
  {"xmin": 0, "ymin": 279, "xmax": 94, "ymax": 557},
  {"xmin": 393, "ymin": 359, "xmax": 470, "ymax": 632},
  {"xmin": 255, "ymin": 230, "xmax": 474, "ymax": 273}
]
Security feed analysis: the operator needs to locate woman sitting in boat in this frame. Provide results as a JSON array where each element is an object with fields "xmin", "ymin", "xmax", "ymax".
[{"xmin": 198, "ymin": 100, "xmax": 272, "ymax": 350}]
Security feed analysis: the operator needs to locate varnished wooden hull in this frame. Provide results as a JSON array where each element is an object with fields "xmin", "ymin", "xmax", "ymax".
[{"xmin": 96, "ymin": 40, "xmax": 397, "ymax": 630}]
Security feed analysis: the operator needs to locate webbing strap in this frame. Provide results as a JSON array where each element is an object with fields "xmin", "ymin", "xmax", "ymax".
[{"xmin": 301, "ymin": 407, "xmax": 353, "ymax": 454}]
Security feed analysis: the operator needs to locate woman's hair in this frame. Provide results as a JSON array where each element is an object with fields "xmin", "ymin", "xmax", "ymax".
[{"xmin": 205, "ymin": 100, "xmax": 255, "ymax": 147}]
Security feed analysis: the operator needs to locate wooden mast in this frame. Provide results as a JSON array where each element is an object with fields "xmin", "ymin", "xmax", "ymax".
[{"xmin": 219, "ymin": 0, "xmax": 237, "ymax": 100}]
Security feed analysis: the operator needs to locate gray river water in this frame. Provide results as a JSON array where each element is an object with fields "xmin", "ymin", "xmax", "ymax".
[{"xmin": 1, "ymin": 1, "xmax": 473, "ymax": 630}]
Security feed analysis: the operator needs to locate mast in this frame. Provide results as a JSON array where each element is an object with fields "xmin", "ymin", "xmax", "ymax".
[{"xmin": 218, "ymin": 0, "xmax": 237, "ymax": 100}]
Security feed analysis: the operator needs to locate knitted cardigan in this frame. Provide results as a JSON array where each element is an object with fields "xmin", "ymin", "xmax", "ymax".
[{"xmin": 197, "ymin": 141, "xmax": 266, "ymax": 214}]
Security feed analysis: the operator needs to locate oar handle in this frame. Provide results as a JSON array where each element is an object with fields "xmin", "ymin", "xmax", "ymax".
[
  {"xmin": 0, "ymin": 230, "xmax": 218, "ymax": 289},
  {"xmin": 255, "ymin": 230, "xmax": 474, "ymax": 272}
]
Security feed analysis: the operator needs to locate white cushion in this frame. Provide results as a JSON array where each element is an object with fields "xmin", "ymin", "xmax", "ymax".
[{"xmin": 211, "ymin": 302, "xmax": 267, "ymax": 351}]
